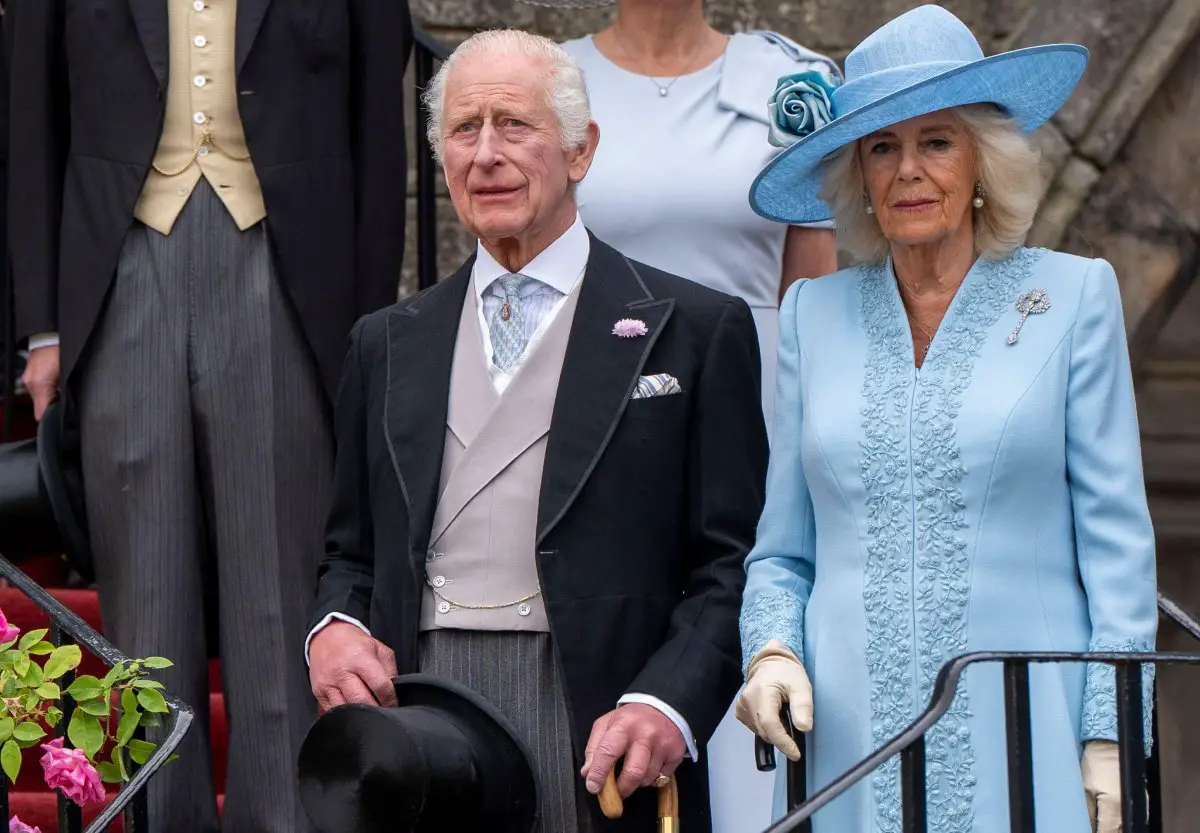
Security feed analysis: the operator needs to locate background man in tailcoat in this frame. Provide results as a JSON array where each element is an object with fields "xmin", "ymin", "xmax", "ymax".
[{"xmin": 4, "ymin": 0, "xmax": 412, "ymax": 828}]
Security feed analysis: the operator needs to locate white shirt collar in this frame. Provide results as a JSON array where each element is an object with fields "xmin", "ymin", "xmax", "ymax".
[{"xmin": 473, "ymin": 213, "xmax": 589, "ymax": 299}]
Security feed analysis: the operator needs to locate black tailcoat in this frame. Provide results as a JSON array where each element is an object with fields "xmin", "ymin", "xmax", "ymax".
[
  {"xmin": 310, "ymin": 234, "xmax": 770, "ymax": 832},
  {"xmin": 4, "ymin": 0, "xmax": 412, "ymax": 400}
]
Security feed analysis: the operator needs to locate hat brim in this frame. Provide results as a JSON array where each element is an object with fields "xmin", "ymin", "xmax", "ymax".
[
  {"xmin": 749, "ymin": 44, "xmax": 1088, "ymax": 225},
  {"xmin": 298, "ymin": 674, "xmax": 541, "ymax": 833}
]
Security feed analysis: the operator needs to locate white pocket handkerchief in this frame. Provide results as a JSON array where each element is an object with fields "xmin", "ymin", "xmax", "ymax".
[{"xmin": 632, "ymin": 373, "xmax": 682, "ymax": 400}]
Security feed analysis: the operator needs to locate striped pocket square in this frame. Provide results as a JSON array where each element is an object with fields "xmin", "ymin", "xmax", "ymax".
[{"xmin": 632, "ymin": 373, "xmax": 682, "ymax": 400}]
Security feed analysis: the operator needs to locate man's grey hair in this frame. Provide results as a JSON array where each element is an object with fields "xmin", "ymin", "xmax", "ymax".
[
  {"xmin": 818, "ymin": 104, "xmax": 1044, "ymax": 263},
  {"xmin": 422, "ymin": 29, "xmax": 593, "ymax": 165}
]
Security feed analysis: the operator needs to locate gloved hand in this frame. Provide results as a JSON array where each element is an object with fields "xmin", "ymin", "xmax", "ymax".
[
  {"xmin": 1082, "ymin": 740, "xmax": 1120, "ymax": 833},
  {"xmin": 734, "ymin": 639, "xmax": 813, "ymax": 762}
]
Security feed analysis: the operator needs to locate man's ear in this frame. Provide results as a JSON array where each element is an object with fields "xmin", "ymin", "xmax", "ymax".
[{"xmin": 568, "ymin": 121, "xmax": 600, "ymax": 184}]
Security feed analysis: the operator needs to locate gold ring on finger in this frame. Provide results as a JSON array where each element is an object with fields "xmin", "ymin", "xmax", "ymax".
[{"xmin": 654, "ymin": 773, "xmax": 670, "ymax": 788}]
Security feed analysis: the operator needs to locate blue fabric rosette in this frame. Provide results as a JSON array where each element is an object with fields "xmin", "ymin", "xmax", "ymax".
[{"xmin": 766, "ymin": 70, "xmax": 838, "ymax": 149}]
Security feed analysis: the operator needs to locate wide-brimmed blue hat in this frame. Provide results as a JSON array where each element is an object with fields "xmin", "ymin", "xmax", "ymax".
[{"xmin": 749, "ymin": 4, "xmax": 1089, "ymax": 225}]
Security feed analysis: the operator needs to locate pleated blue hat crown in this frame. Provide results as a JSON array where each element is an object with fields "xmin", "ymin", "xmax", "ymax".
[{"xmin": 749, "ymin": 4, "xmax": 1089, "ymax": 224}]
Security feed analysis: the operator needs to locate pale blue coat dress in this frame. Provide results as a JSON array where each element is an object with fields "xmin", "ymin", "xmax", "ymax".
[{"xmin": 739, "ymin": 248, "xmax": 1158, "ymax": 832}]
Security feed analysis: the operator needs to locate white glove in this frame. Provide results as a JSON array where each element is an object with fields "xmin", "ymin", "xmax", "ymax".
[
  {"xmin": 734, "ymin": 639, "xmax": 813, "ymax": 762},
  {"xmin": 1082, "ymin": 740, "xmax": 1120, "ymax": 833}
]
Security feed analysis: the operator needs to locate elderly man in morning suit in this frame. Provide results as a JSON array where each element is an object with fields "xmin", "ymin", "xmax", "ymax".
[{"xmin": 305, "ymin": 29, "xmax": 768, "ymax": 833}]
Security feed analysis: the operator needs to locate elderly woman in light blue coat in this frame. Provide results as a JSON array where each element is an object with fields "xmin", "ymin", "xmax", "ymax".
[{"xmin": 734, "ymin": 5, "xmax": 1158, "ymax": 833}]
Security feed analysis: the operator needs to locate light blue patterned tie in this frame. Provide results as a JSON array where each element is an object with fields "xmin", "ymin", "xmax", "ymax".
[{"xmin": 489, "ymin": 274, "xmax": 530, "ymax": 372}]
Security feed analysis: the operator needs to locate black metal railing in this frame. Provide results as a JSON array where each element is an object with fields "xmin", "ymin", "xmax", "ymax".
[
  {"xmin": 0, "ymin": 556, "xmax": 193, "ymax": 832},
  {"xmin": 413, "ymin": 27, "xmax": 450, "ymax": 294},
  {"xmin": 757, "ymin": 593, "xmax": 1200, "ymax": 833}
]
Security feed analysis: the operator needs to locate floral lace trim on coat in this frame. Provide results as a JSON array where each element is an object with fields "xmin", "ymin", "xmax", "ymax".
[
  {"xmin": 1081, "ymin": 639, "xmax": 1156, "ymax": 757},
  {"xmin": 740, "ymin": 590, "xmax": 806, "ymax": 675},
  {"xmin": 857, "ymin": 248, "xmax": 1043, "ymax": 833}
]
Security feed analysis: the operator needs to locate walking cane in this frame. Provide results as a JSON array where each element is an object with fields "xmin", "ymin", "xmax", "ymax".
[
  {"xmin": 754, "ymin": 707, "xmax": 810, "ymax": 831},
  {"xmin": 598, "ymin": 769, "xmax": 680, "ymax": 832}
]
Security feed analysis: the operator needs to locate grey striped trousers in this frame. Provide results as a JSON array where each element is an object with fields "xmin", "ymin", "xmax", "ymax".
[
  {"xmin": 418, "ymin": 629, "xmax": 598, "ymax": 833},
  {"xmin": 77, "ymin": 179, "xmax": 331, "ymax": 833}
]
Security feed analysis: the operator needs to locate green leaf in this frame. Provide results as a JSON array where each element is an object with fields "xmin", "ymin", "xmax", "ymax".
[
  {"xmin": 114, "ymin": 746, "xmax": 128, "ymax": 781},
  {"xmin": 77, "ymin": 698, "xmax": 111, "ymax": 717},
  {"xmin": 67, "ymin": 712, "xmax": 104, "ymax": 759},
  {"xmin": 35, "ymin": 682, "xmax": 61, "ymax": 700},
  {"xmin": 101, "ymin": 662, "xmax": 126, "ymax": 687},
  {"xmin": 116, "ymin": 709, "xmax": 140, "ymax": 748},
  {"xmin": 121, "ymin": 688, "xmax": 139, "ymax": 717},
  {"xmin": 13, "ymin": 721, "xmax": 46, "ymax": 743},
  {"xmin": 65, "ymin": 675, "xmax": 104, "ymax": 702},
  {"xmin": 13, "ymin": 654, "xmax": 29, "ymax": 677},
  {"xmin": 136, "ymin": 688, "xmax": 168, "ymax": 715},
  {"xmin": 18, "ymin": 661, "xmax": 43, "ymax": 688},
  {"xmin": 43, "ymin": 645, "xmax": 82, "ymax": 680},
  {"xmin": 18, "ymin": 629, "xmax": 48, "ymax": 651},
  {"xmin": 127, "ymin": 738, "xmax": 155, "ymax": 765},
  {"xmin": 0, "ymin": 718, "xmax": 13, "ymax": 742},
  {"xmin": 1, "ymin": 677, "xmax": 19, "ymax": 697},
  {"xmin": 21, "ymin": 692, "xmax": 38, "ymax": 711},
  {"xmin": 131, "ymin": 679, "xmax": 165, "ymax": 690},
  {"xmin": 138, "ymin": 657, "xmax": 173, "ymax": 670},
  {"xmin": 1, "ymin": 739, "xmax": 20, "ymax": 783},
  {"xmin": 45, "ymin": 707, "xmax": 63, "ymax": 728},
  {"xmin": 27, "ymin": 641, "xmax": 55, "ymax": 657},
  {"xmin": 0, "ymin": 650, "xmax": 15, "ymax": 670},
  {"xmin": 96, "ymin": 761, "xmax": 123, "ymax": 784}
]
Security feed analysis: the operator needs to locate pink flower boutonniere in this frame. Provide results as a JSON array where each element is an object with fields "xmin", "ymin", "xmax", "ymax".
[{"xmin": 612, "ymin": 318, "xmax": 648, "ymax": 338}]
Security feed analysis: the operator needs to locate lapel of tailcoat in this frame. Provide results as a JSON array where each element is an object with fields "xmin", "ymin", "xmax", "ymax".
[
  {"xmin": 383, "ymin": 260, "xmax": 473, "ymax": 560},
  {"xmin": 129, "ymin": 0, "xmax": 169, "ymax": 88},
  {"xmin": 536, "ymin": 235, "xmax": 675, "ymax": 543}
]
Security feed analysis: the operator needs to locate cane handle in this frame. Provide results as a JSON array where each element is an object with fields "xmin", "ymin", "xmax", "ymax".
[{"xmin": 598, "ymin": 770, "xmax": 623, "ymax": 819}]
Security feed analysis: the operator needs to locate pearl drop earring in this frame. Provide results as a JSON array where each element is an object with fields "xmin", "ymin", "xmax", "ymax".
[
  {"xmin": 972, "ymin": 184, "xmax": 985, "ymax": 209},
  {"xmin": 866, "ymin": 204, "xmax": 874, "ymax": 214}
]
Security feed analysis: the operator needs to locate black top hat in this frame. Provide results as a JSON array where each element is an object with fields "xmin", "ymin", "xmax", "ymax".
[
  {"xmin": 0, "ymin": 400, "xmax": 94, "ymax": 579},
  {"xmin": 298, "ymin": 673, "xmax": 541, "ymax": 833}
]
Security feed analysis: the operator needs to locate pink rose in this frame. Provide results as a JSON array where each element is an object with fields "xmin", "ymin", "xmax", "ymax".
[
  {"xmin": 9, "ymin": 816, "xmax": 41, "ymax": 833},
  {"xmin": 39, "ymin": 738, "xmax": 105, "ymax": 806},
  {"xmin": 0, "ymin": 608, "xmax": 20, "ymax": 645}
]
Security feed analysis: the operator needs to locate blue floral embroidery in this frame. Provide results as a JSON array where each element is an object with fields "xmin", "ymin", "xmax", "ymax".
[
  {"xmin": 741, "ymin": 590, "xmax": 807, "ymax": 675},
  {"xmin": 1081, "ymin": 639, "xmax": 1156, "ymax": 756},
  {"xmin": 857, "ymin": 248, "xmax": 1043, "ymax": 833}
]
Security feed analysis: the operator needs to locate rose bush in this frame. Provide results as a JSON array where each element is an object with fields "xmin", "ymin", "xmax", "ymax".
[{"xmin": 0, "ymin": 606, "xmax": 174, "ymax": 820}]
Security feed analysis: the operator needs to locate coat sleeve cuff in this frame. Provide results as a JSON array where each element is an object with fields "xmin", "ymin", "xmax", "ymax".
[
  {"xmin": 304, "ymin": 612, "xmax": 371, "ymax": 666},
  {"xmin": 1080, "ymin": 639, "xmax": 1155, "ymax": 757},
  {"xmin": 740, "ymin": 589, "xmax": 806, "ymax": 676}
]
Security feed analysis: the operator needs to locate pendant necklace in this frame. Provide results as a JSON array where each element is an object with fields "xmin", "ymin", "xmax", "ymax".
[{"xmin": 614, "ymin": 31, "xmax": 718, "ymax": 98}]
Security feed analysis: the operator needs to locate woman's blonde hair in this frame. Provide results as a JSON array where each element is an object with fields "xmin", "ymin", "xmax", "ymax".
[{"xmin": 817, "ymin": 104, "xmax": 1042, "ymax": 263}]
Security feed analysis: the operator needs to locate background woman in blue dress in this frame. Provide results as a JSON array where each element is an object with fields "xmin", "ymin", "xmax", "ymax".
[
  {"xmin": 735, "ymin": 6, "xmax": 1157, "ymax": 832},
  {"xmin": 514, "ymin": 1, "xmax": 841, "ymax": 829}
]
